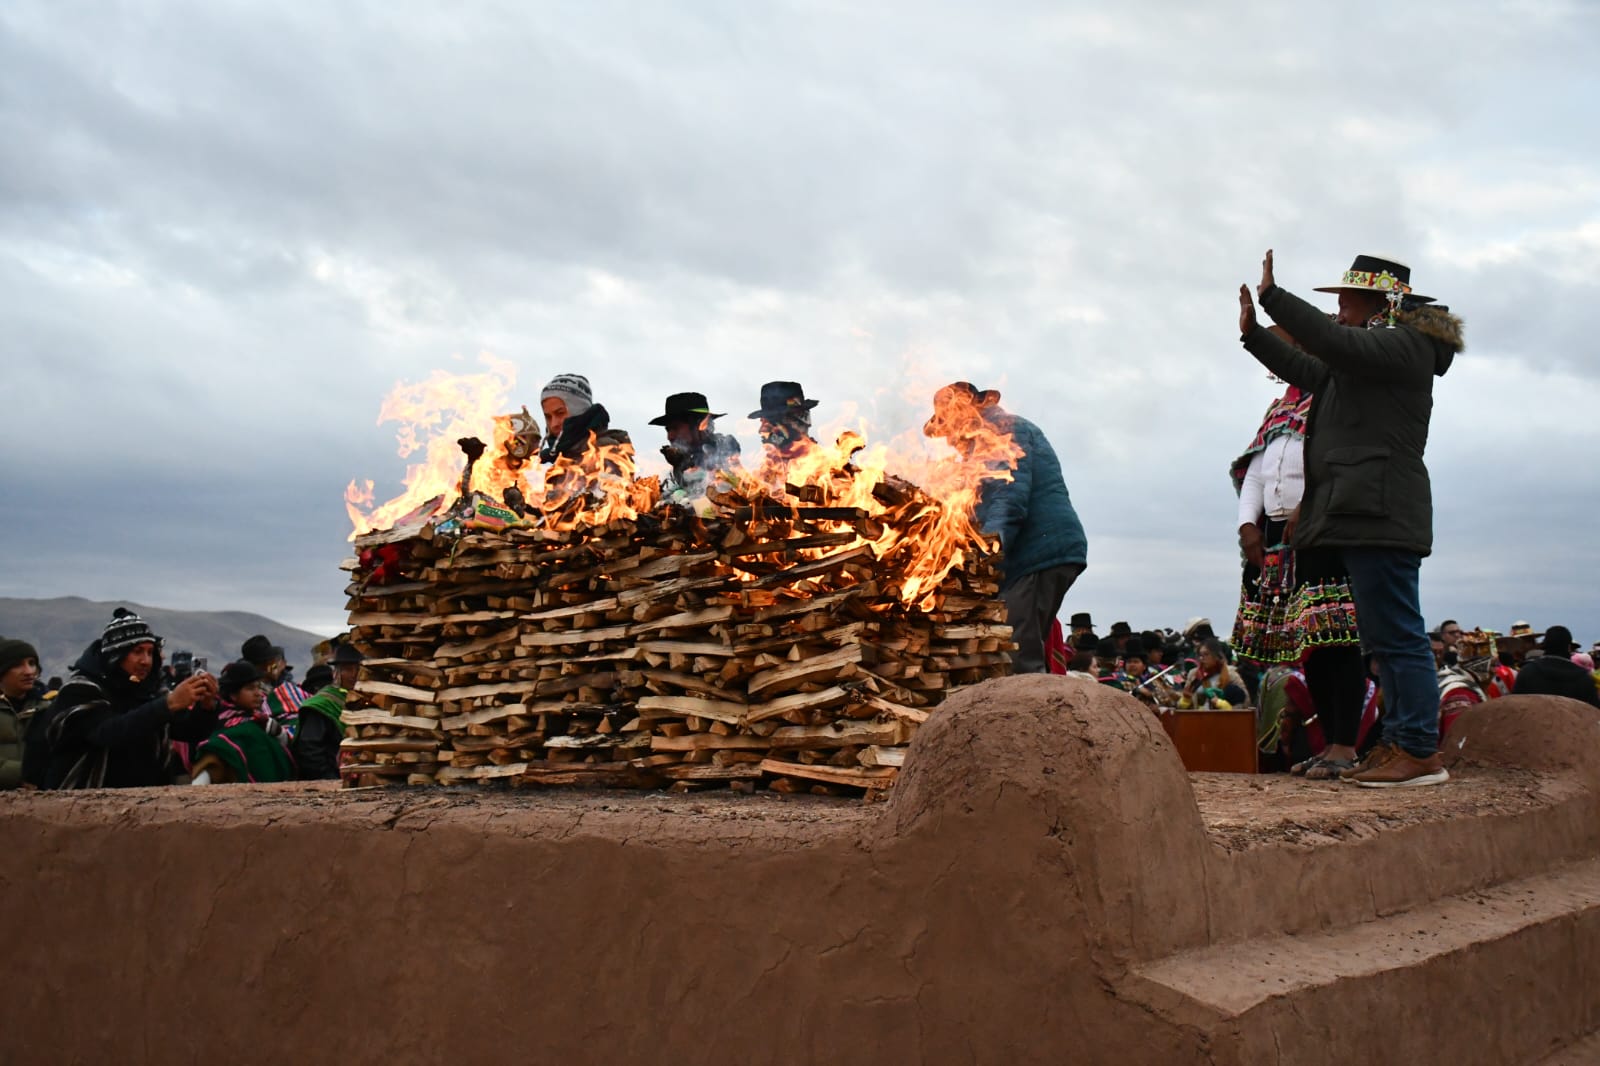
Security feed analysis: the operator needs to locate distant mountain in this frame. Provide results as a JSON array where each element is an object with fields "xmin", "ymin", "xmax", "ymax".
[{"xmin": 0, "ymin": 596, "xmax": 328, "ymax": 682}]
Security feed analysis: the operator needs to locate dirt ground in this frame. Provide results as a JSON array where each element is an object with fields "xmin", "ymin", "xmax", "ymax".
[{"xmin": 1191, "ymin": 765, "xmax": 1553, "ymax": 852}]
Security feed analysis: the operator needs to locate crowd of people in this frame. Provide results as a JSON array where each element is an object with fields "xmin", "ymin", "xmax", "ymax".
[
  {"xmin": 3, "ymin": 250, "xmax": 1595, "ymax": 794},
  {"xmin": 0, "ymin": 611, "xmax": 362, "ymax": 790}
]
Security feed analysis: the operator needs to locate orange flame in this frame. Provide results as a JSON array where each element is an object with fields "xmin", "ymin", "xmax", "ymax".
[
  {"xmin": 348, "ymin": 363, "xmax": 1025, "ymax": 608},
  {"xmin": 345, "ymin": 355, "xmax": 528, "ymax": 538}
]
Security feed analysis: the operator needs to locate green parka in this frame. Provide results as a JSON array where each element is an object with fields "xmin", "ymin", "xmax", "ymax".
[{"xmin": 1242, "ymin": 285, "xmax": 1463, "ymax": 556}]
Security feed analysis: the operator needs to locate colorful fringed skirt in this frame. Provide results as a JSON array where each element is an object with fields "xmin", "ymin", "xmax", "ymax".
[{"xmin": 1232, "ymin": 525, "xmax": 1360, "ymax": 665}]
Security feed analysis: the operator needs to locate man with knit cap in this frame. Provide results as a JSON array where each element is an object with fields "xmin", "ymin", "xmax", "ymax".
[
  {"xmin": 538, "ymin": 372, "xmax": 632, "ymax": 464},
  {"xmin": 0, "ymin": 636, "xmax": 45, "ymax": 789},
  {"xmin": 43, "ymin": 608, "xmax": 220, "ymax": 789}
]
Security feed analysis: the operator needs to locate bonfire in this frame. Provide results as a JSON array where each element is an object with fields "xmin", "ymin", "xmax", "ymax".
[{"xmin": 338, "ymin": 360, "xmax": 1023, "ymax": 795}]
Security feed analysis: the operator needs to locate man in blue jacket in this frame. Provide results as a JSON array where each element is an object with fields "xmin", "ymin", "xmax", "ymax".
[{"xmin": 925, "ymin": 382, "xmax": 1089, "ymax": 673}]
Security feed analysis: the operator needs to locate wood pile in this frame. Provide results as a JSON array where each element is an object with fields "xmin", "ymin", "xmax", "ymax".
[{"xmin": 340, "ymin": 481, "xmax": 1013, "ymax": 796}]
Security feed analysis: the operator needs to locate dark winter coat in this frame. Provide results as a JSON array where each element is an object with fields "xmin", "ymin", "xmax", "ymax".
[
  {"xmin": 293, "ymin": 687, "xmax": 348, "ymax": 781},
  {"xmin": 540, "ymin": 404, "xmax": 632, "ymax": 464},
  {"xmin": 1513, "ymin": 655, "xmax": 1600, "ymax": 708},
  {"xmin": 0, "ymin": 689, "xmax": 47, "ymax": 789},
  {"xmin": 975, "ymin": 409, "xmax": 1088, "ymax": 591},
  {"xmin": 43, "ymin": 643, "xmax": 219, "ymax": 789},
  {"xmin": 1243, "ymin": 286, "xmax": 1463, "ymax": 556}
]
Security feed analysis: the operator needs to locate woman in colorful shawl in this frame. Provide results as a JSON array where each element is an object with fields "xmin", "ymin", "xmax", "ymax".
[{"xmin": 1231, "ymin": 344, "xmax": 1367, "ymax": 778}]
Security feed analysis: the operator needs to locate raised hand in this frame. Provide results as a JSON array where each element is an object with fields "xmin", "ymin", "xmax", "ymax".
[
  {"xmin": 1239, "ymin": 284, "xmax": 1257, "ymax": 335},
  {"xmin": 1258, "ymin": 248, "xmax": 1275, "ymax": 296}
]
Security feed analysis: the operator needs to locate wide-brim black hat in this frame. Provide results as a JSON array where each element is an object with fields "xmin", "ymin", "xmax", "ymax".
[
  {"xmin": 748, "ymin": 381, "xmax": 820, "ymax": 420},
  {"xmin": 1069, "ymin": 612, "xmax": 1093, "ymax": 628},
  {"xmin": 1313, "ymin": 254, "xmax": 1434, "ymax": 303},
  {"xmin": 649, "ymin": 392, "xmax": 726, "ymax": 427}
]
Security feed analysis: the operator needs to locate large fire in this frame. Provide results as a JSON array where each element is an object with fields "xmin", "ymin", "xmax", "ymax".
[{"xmin": 347, "ymin": 363, "xmax": 1024, "ymax": 605}]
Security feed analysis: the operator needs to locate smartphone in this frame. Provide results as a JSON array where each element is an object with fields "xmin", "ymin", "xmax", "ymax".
[{"xmin": 193, "ymin": 656, "xmax": 209, "ymax": 674}]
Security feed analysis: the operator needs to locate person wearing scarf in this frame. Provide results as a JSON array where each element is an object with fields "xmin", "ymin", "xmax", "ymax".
[
  {"xmin": 292, "ymin": 687, "xmax": 347, "ymax": 780},
  {"xmin": 292, "ymin": 643, "xmax": 360, "ymax": 780},
  {"xmin": 1230, "ymin": 332, "xmax": 1366, "ymax": 779}
]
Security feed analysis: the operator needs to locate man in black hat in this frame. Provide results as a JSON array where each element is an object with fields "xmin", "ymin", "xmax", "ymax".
[
  {"xmin": 1109, "ymin": 621, "xmax": 1134, "ymax": 654},
  {"xmin": 652, "ymin": 392, "xmax": 741, "ymax": 502},
  {"xmin": 748, "ymin": 381, "xmax": 819, "ymax": 461},
  {"xmin": 1069, "ymin": 613, "xmax": 1095, "ymax": 641},
  {"xmin": 1239, "ymin": 250, "xmax": 1464, "ymax": 787},
  {"xmin": 923, "ymin": 382, "xmax": 1089, "ymax": 675},
  {"xmin": 1512, "ymin": 626, "xmax": 1599, "ymax": 707},
  {"xmin": 294, "ymin": 641, "xmax": 364, "ymax": 780}
]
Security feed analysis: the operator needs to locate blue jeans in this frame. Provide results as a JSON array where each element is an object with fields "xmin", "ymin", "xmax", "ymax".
[{"xmin": 1341, "ymin": 548, "xmax": 1439, "ymax": 757}]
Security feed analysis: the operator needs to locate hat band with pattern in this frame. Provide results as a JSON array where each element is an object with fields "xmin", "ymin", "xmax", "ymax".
[{"xmin": 1335, "ymin": 269, "xmax": 1411, "ymax": 294}]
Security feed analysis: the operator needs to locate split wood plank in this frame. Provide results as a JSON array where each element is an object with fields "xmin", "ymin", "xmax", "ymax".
[
  {"xmin": 340, "ymin": 711, "xmax": 443, "ymax": 732},
  {"xmin": 436, "ymin": 628, "xmax": 523, "ymax": 659},
  {"xmin": 635, "ymin": 695, "xmax": 748, "ymax": 726},
  {"xmin": 747, "ymin": 644, "xmax": 863, "ymax": 700},
  {"xmin": 520, "ymin": 625, "xmax": 632, "ymax": 647},
  {"xmin": 858, "ymin": 745, "xmax": 907, "ymax": 768},
  {"xmin": 766, "ymin": 719, "xmax": 910, "ymax": 750},
  {"xmin": 744, "ymin": 685, "xmax": 852, "ymax": 724},
  {"xmin": 756, "ymin": 759, "xmax": 898, "ymax": 788},
  {"xmin": 353, "ymin": 680, "xmax": 437, "ymax": 704},
  {"xmin": 649, "ymin": 734, "xmax": 771, "ymax": 753}
]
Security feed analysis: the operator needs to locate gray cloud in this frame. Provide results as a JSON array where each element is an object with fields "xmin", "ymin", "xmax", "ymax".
[{"xmin": 3, "ymin": 0, "xmax": 1598, "ymax": 648}]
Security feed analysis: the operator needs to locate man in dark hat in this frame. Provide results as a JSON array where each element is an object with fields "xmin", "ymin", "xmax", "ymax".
[
  {"xmin": 1069, "ymin": 613, "xmax": 1095, "ymax": 641},
  {"xmin": 923, "ymin": 382, "xmax": 1088, "ymax": 674},
  {"xmin": 1, "ymin": 636, "xmax": 44, "ymax": 789},
  {"xmin": 748, "ymin": 381, "xmax": 819, "ymax": 461},
  {"xmin": 1512, "ymin": 626, "xmax": 1599, "ymax": 707},
  {"xmin": 243, "ymin": 634, "xmax": 306, "ymax": 732},
  {"xmin": 43, "ymin": 608, "xmax": 219, "ymax": 788},
  {"xmin": 1109, "ymin": 621, "xmax": 1134, "ymax": 654},
  {"xmin": 294, "ymin": 642, "xmax": 364, "ymax": 780},
  {"xmin": 652, "ymin": 392, "xmax": 741, "ymax": 502},
  {"xmin": 1239, "ymin": 250, "xmax": 1464, "ymax": 787}
]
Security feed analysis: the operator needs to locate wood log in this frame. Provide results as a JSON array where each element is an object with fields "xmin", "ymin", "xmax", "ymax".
[
  {"xmin": 756, "ymin": 759, "xmax": 898, "ymax": 788},
  {"xmin": 747, "ymin": 644, "xmax": 863, "ymax": 700},
  {"xmin": 635, "ymin": 695, "xmax": 747, "ymax": 726},
  {"xmin": 744, "ymin": 685, "xmax": 852, "ymax": 724}
]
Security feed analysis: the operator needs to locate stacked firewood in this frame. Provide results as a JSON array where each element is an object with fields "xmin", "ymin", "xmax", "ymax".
[{"xmin": 339, "ymin": 482, "xmax": 1013, "ymax": 796}]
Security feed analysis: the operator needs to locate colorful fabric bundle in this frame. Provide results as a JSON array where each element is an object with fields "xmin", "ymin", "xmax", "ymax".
[{"xmin": 197, "ymin": 722, "xmax": 295, "ymax": 783}]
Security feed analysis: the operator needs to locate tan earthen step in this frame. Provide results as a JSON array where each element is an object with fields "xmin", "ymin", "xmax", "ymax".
[{"xmin": 1124, "ymin": 855, "xmax": 1600, "ymax": 1065}]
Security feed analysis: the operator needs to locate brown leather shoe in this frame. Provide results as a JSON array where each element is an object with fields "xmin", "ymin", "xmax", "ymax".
[
  {"xmin": 1352, "ymin": 747, "xmax": 1449, "ymax": 788},
  {"xmin": 1339, "ymin": 743, "xmax": 1397, "ymax": 781}
]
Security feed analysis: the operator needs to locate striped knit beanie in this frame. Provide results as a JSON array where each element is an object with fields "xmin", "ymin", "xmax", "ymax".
[
  {"xmin": 540, "ymin": 373, "xmax": 593, "ymax": 419},
  {"xmin": 100, "ymin": 608, "xmax": 158, "ymax": 658}
]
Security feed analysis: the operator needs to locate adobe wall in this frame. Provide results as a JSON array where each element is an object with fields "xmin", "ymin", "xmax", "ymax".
[{"xmin": 4, "ymin": 679, "xmax": 1597, "ymax": 1065}]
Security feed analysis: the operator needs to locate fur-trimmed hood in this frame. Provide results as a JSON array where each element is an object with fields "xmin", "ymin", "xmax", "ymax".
[{"xmin": 1397, "ymin": 304, "xmax": 1464, "ymax": 376}]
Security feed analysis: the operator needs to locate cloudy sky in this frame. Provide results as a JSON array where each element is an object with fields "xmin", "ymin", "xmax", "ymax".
[{"xmin": 3, "ymin": 0, "xmax": 1597, "ymax": 645}]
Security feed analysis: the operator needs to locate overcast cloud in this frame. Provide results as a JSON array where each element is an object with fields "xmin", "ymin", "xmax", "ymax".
[{"xmin": 2, "ymin": 0, "xmax": 1597, "ymax": 646}]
